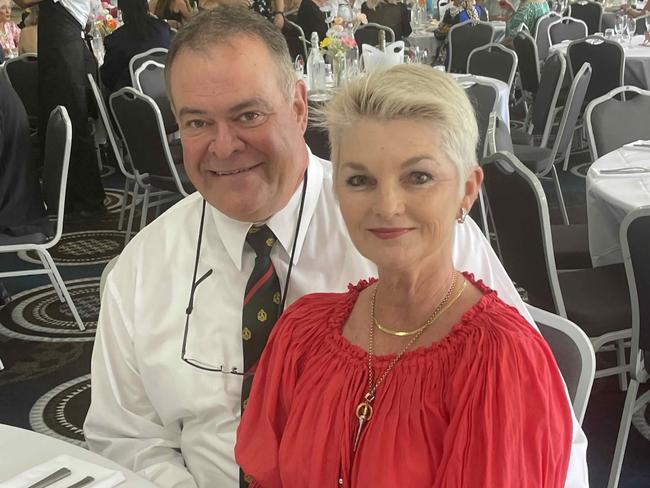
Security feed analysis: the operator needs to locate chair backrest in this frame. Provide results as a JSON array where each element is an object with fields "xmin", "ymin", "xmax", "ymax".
[
  {"xmin": 527, "ymin": 304, "xmax": 596, "ymax": 424},
  {"xmin": 535, "ymin": 11, "xmax": 562, "ymax": 60},
  {"xmin": 568, "ymin": 0, "xmax": 603, "ymax": 34},
  {"xmin": 437, "ymin": 0, "xmax": 451, "ymax": 20},
  {"xmin": 635, "ymin": 14, "xmax": 650, "ymax": 34},
  {"xmin": 467, "ymin": 43, "xmax": 518, "ymax": 90},
  {"xmin": 129, "ymin": 47, "xmax": 168, "ymax": 87},
  {"xmin": 531, "ymin": 51, "xmax": 566, "ymax": 147},
  {"xmin": 109, "ymin": 87, "xmax": 188, "ymax": 196},
  {"xmin": 481, "ymin": 151, "xmax": 565, "ymax": 316},
  {"xmin": 513, "ymin": 30, "xmax": 540, "ymax": 95},
  {"xmin": 284, "ymin": 19, "xmax": 308, "ymax": 61},
  {"xmin": 134, "ymin": 60, "xmax": 178, "ymax": 135},
  {"xmin": 566, "ymin": 36, "xmax": 624, "ymax": 107},
  {"xmin": 545, "ymin": 62, "xmax": 592, "ymax": 172},
  {"xmin": 486, "ymin": 111, "xmax": 514, "ymax": 155},
  {"xmin": 548, "ymin": 17, "xmax": 588, "ymax": 46},
  {"xmin": 86, "ymin": 73, "xmax": 134, "ymax": 179},
  {"xmin": 354, "ymin": 22, "xmax": 396, "ymax": 48},
  {"xmin": 4, "ymin": 53, "xmax": 38, "ymax": 121},
  {"xmin": 457, "ymin": 75, "xmax": 500, "ymax": 157},
  {"xmin": 585, "ymin": 85, "xmax": 650, "ymax": 160},
  {"xmin": 41, "ymin": 106, "xmax": 72, "ymax": 244},
  {"xmin": 620, "ymin": 206, "xmax": 650, "ymax": 367},
  {"xmin": 447, "ymin": 20, "xmax": 495, "ymax": 74}
]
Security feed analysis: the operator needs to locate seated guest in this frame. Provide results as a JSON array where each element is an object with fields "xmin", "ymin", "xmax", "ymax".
[
  {"xmin": 501, "ymin": 0, "xmax": 549, "ymax": 42},
  {"xmin": 0, "ymin": 0, "xmax": 20, "ymax": 57},
  {"xmin": 101, "ymin": 0, "xmax": 171, "ymax": 93},
  {"xmin": 17, "ymin": 5, "xmax": 36, "ymax": 54},
  {"xmin": 297, "ymin": 0, "xmax": 327, "ymax": 41},
  {"xmin": 236, "ymin": 64, "xmax": 573, "ymax": 487},
  {"xmin": 435, "ymin": 0, "xmax": 487, "ymax": 39},
  {"xmin": 0, "ymin": 79, "xmax": 51, "ymax": 238},
  {"xmin": 361, "ymin": 0, "xmax": 412, "ymax": 41},
  {"xmin": 150, "ymin": 0, "xmax": 193, "ymax": 28},
  {"xmin": 478, "ymin": 0, "xmax": 519, "ymax": 19}
]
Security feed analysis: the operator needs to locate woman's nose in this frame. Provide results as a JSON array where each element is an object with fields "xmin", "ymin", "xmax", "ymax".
[{"xmin": 372, "ymin": 184, "xmax": 405, "ymax": 218}]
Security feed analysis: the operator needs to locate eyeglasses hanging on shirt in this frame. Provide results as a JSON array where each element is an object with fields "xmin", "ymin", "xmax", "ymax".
[{"xmin": 180, "ymin": 170, "xmax": 308, "ymax": 374}]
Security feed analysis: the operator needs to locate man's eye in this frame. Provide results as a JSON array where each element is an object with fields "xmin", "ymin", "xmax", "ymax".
[
  {"xmin": 408, "ymin": 172, "xmax": 433, "ymax": 185},
  {"xmin": 238, "ymin": 112, "xmax": 261, "ymax": 122},
  {"xmin": 186, "ymin": 120, "xmax": 207, "ymax": 129},
  {"xmin": 346, "ymin": 175, "xmax": 368, "ymax": 187}
]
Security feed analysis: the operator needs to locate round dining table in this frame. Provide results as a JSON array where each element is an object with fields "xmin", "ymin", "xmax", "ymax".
[
  {"xmin": 0, "ymin": 424, "xmax": 157, "ymax": 487},
  {"xmin": 586, "ymin": 143, "xmax": 650, "ymax": 267}
]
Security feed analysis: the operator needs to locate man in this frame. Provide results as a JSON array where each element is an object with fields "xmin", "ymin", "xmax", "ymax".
[
  {"xmin": 84, "ymin": 7, "xmax": 588, "ymax": 488},
  {"xmin": 14, "ymin": 0, "xmax": 106, "ymax": 219}
]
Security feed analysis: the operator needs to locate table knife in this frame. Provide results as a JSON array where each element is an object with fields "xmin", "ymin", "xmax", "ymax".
[
  {"xmin": 64, "ymin": 476, "xmax": 95, "ymax": 488},
  {"xmin": 27, "ymin": 467, "xmax": 72, "ymax": 488}
]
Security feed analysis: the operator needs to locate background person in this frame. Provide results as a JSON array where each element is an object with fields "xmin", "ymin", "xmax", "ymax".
[
  {"xmin": 150, "ymin": 0, "xmax": 193, "ymax": 28},
  {"xmin": 17, "ymin": 5, "xmax": 36, "ymax": 54},
  {"xmin": 361, "ymin": 0, "xmax": 412, "ymax": 41},
  {"xmin": 83, "ymin": 7, "xmax": 588, "ymax": 488},
  {"xmin": 0, "ymin": 0, "xmax": 21, "ymax": 57},
  {"xmin": 501, "ymin": 0, "xmax": 549, "ymax": 42},
  {"xmin": 296, "ymin": 0, "xmax": 327, "ymax": 42}
]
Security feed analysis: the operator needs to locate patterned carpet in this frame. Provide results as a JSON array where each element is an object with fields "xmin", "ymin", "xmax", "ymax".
[{"xmin": 1, "ymin": 154, "xmax": 649, "ymax": 487}]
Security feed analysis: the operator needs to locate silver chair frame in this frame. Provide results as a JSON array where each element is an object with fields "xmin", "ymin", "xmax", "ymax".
[
  {"xmin": 128, "ymin": 47, "xmax": 168, "ymax": 88},
  {"xmin": 447, "ymin": 20, "xmax": 495, "ymax": 74},
  {"xmin": 467, "ymin": 42, "xmax": 518, "ymax": 91},
  {"xmin": 547, "ymin": 16, "xmax": 589, "ymax": 47}
]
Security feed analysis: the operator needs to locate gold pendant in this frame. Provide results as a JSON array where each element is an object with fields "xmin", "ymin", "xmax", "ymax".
[{"xmin": 353, "ymin": 393, "xmax": 374, "ymax": 452}]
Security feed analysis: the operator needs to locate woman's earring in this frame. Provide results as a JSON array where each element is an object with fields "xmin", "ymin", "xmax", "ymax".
[{"xmin": 457, "ymin": 208, "xmax": 467, "ymax": 224}]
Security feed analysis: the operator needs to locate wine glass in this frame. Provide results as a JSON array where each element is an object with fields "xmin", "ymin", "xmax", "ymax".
[
  {"xmin": 615, "ymin": 14, "xmax": 625, "ymax": 40},
  {"xmin": 627, "ymin": 17, "xmax": 636, "ymax": 46},
  {"xmin": 294, "ymin": 55, "xmax": 305, "ymax": 80}
]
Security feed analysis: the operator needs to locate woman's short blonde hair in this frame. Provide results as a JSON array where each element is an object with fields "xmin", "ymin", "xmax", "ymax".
[{"xmin": 322, "ymin": 64, "xmax": 479, "ymax": 188}]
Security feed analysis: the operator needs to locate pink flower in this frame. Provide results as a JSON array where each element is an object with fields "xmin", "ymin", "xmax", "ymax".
[
  {"xmin": 342, "ymin": 35, "xmax": 357, "ymax": 48},
  {"xmin": 332, "ymin": 24, "xmax": 344, "ymax": 32}
]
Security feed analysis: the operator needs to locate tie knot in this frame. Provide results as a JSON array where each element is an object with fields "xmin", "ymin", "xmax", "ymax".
[{"xmin": 246, "ymin": 225, "xmax": 276, "ymax": 258}]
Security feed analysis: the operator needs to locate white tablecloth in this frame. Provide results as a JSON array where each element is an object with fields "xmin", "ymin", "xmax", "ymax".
[
  {"xmin": 552, "ymin": 35, "xmax": 650, "ymax": 90},
  {"xmin": 0, "ymin": 424, "xmax": 157, "ymax": 488},
  {"xmin": 587, "ymin": 144, "xmax": 650, "ymax": 267}
]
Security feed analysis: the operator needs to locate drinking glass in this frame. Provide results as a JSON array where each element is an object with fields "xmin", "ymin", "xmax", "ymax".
[
  {"xmin": 645, "ymin": 15, "xmax": 650, "ymax": 33},
  {"xmin": 604, "ymin": 28, "xmax": 615, "ymax": 39},
  {"xmin": 615, "ymin": 14, "xmax": 625, "ymax": 40},
  {"xmin": 294, "ymin": 55, "xmax": 305, "ymax": 80},
  {"xmin": 627, "ymin": 17, "xmax": 636, "ymax": 45}
]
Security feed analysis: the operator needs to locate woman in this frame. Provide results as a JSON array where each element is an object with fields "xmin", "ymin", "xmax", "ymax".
[
  {"xmin": 435, "ymin": 0, "xmax": 487, "ymax": 40},
  {"xmin": 297, "ymin": 0, "xmax": 328, "ymax": 42},
  {"xmin": 0, "ymin": 0, "xmax": 20, "ymax": 58},
  {"xmin": 150, "ymin": 0, "xmax": 193, "ymax": 28},
  {"xmin": 235, "ymin": 65, "xmax": 572, "ymax": 487},
  {"xmin": 501, "ymin": 0, "xmax": 549, "ymax": 41},
  {"xmin": 17, "ymin": 5, "xmax": 35, "ymax": 54},
  {"xmin": 361, "ymin": 0, "xmax": 412, "ymax": 41},
  {"xmin": 101, "ymin": 0, "xmax": 171, "ymax": 93}
]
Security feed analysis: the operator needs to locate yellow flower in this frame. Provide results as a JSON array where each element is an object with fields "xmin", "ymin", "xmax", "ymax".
[{"xmin": 320, "ymin": 37, "xmax": 333, "ymax": 48}]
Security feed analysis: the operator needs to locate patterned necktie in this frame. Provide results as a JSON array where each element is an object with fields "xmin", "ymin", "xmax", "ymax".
[{"xmin": 240, "ymin": 225, "xmax": 282, "ymax": 487}]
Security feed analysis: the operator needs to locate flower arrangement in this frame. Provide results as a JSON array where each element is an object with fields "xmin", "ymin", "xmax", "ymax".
[
  {"xmin": 319, "ymin": 10, "xmax": 367, "ymax": 57},
  {"xmin": 93, "ymin": 4, "xmax": 120, "ymax": 37}
]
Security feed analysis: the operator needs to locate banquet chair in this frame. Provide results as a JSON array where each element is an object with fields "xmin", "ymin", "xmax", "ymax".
[
  {"xmin": 447, "ymin": 20, "xmax": 495, "ymax": 74},
  {"xmin": 0, "ymin": 106, "xmax": 85, "ymax": 331},
  {"xmin": 513, "ymin": 30, "xmax": 541, "ymax": 123},
  {"xmin": 607, "ymin": 206, "xmax": 650, "ymax": 488},
  {"xmin": 134, "ymin": 60, "xmax": 178, "ymax": 136},
  {"xmin": 129, "ymin": 47, "xmax": 168, "ymax": 88},
  {"xmin": 566, "ymin": 36, "xmax": 624, "ymax": 109},
  {"xmin": 467, "ymin": 43, "xmax": 518, "ymax": 91},
  {"xmin": 3, "ymin": 53, "xmax": 39, "ymax": 129},
  {"xmin": 585, "ymin": 85, "xmax": 650, "ymax": 160},
  {"xmin": 283, "ymin": 19, "xmax": 308, "ymax": 61},
  {"xmin": 87, "ymin": 73, "xmax": 139, "ymax": 243},
  {"xmin": 548, "ymin": 17, "xmax": 588, "ymax": 46},
  {"xmin": 354, "ymin": 22, "xmax": 395, "ymax": 49},
  {"xmin": 110, "ymin": 88, "xmax": 194, "ymax": 232},
  {"xmin": 527, "ymin": 304, "xmax": 596, "ymax": 424},
  {"xmin": 635, "ymin": 14, "xmax": 649, "ymax": 34},
  {"xmin": 482, "ymin": 151, "xmax": 631, "ymax": 389},
  {"xmin": 568, "ymin": 0, "xmax": 603, "ymax": 35},
  {"xmin": 534, "ymin": 11, "xmax": 562, "ymax": 61},
  {"xmin": 486, "ymin": 112, "xmax": 591, "ymax": 269}
]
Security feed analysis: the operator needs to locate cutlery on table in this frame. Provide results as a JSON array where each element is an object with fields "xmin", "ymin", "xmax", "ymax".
[
  {"xmin": 64, "ymin": 476, "xmax": 95, "ymax": 488},
  {"xmin": 27, "ymin": 468, "xmax": 72, "ymax": 488},
  {"xmin": 600, "ymin": 166, "xmax": 650, "ymax": 174}
]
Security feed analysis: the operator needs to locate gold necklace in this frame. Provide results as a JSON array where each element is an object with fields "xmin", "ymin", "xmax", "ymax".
[
  {"xmin": 352, "ymin": 275, "xmax": 467, "ymax": 452},
  {"xmin": 373, "ymin": 273, "xmax": 459, "ymax": 337}
]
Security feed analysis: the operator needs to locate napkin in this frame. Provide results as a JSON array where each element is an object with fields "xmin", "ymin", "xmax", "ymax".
[
  {"xmin": 0, "ymin": 455, "xmax": 125, "ymax": 488},
  {"xmin": 362, "ymin": 41, "xmax": 405, "ymax": 73}
]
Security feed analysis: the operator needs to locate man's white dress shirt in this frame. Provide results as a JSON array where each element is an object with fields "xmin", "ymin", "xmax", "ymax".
[
  {"xmin": 54, "ymin": 0, "xmax": 102, "ymax": 28},
  {"xmin": 84, "ymin": 152, "xmax": 588, "ymax": 488}
]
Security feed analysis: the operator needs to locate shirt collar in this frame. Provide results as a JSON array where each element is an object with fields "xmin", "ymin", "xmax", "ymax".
[{"xmin": 208, "ymin": 148, "xmax": 325, "ymax": 271}]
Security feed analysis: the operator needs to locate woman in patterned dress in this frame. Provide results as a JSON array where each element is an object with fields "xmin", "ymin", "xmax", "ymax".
[{"xmin": 0, "ymin": 0, "xmax": 21, "ymax": 57}]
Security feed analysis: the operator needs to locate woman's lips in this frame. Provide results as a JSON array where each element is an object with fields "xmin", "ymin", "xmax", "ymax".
[{"xmin": 368, "ymin": 228, "xmax": 414, "ymax": 239}]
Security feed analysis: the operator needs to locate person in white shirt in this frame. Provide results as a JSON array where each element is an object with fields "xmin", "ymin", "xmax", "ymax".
[{"xmin": 83, "ymin": 6, "xmax": 589, "ymax": 488}]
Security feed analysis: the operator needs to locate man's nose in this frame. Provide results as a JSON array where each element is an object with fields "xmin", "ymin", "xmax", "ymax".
[{"xmin": 208, "ymin": 123, "xmax": 245, "ymax": 160}]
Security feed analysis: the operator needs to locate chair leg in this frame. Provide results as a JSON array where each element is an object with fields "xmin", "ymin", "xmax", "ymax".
[
  {"xmin": 551, "ymin": 166, "xmax": 570, "ymax": 225},
  {"xmin": 139, "ymin": 187, "xmax": 151, "ymax": 231},
  {"xmin": 35, "ymin": 249, "xmax": 63, "ymax": 301},
  {"xmin": 617, "ymin": 339, "xmax": 628, "ymax": 391},
  {"xmin": 607, "ymin": 378, "xmax": 639, "ymax": 488},
  {"xmin": 41, "ymin": 251, "xmax": 85, "ymax": 331},
  {"xmin": 117, "ymin": 178, "xmax": 131, "ymax": 231},
  {"xmin": 124, "ymin": 182, "xmax": 139, "ymax": 248}
]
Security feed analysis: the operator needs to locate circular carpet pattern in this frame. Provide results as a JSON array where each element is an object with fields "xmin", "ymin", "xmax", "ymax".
[
  {"xmin": 570, "ymin": 162, "xmax": 591, "ymax": 179},
  {"xmin": 18, "ymin": 230, "xmax": 124, "ymax": 266},
  {"xmin": 633, "ymin": 400, "xmax": 650, "ymax": 442},
  {"xmin": 104, "ymin": 189, "xmax": 128, "ymax": 215},
  {"xmin": 0, "ymin": 278, "xmax": 99, "ymax": 342},
  {"xmin": 30, "ymin": 374, "xmax": 90, "ymax": 447},
  {"xmin": 100, "ymin": 164, "xmax": 116, "ymax": 179}
]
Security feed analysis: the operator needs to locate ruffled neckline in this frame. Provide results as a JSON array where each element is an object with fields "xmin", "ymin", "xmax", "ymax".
[{"xmin": 325, "ymin": 272, "xmax": 500, "ymax": 366}]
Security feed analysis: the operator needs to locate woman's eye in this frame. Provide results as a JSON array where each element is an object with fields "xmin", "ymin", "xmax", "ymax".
[
  {"xmin": 408, "ymin": 172, "xmax": 433, "ymax": 185},
  {"xmin": 346, "ymin": 175, "xmax": 368, "ymax": 187}
]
